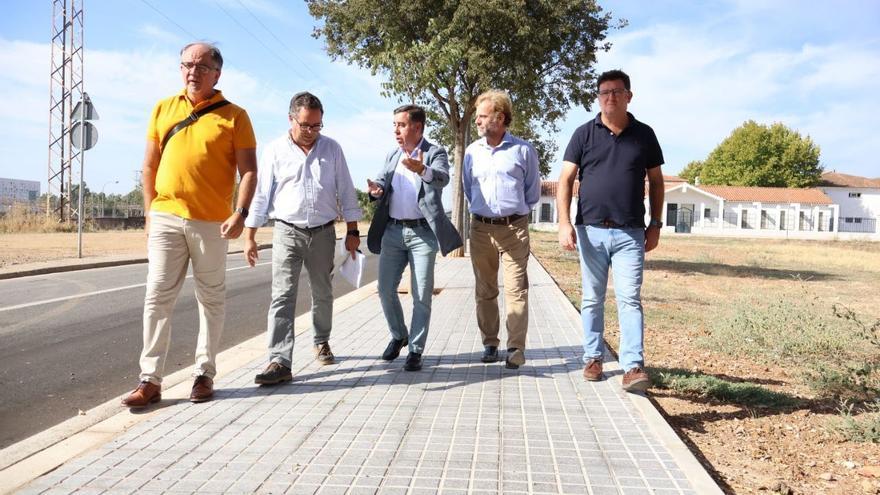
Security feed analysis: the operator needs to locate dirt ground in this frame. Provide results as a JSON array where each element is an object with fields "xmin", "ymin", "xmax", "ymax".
[{"xmin": 531, "ymin": 232, "xmax": 880, "ymax": 495}]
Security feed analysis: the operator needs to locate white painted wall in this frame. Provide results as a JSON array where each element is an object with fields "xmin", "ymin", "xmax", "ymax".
[{"xmin": 821, "ymin": 187, "xmax": 880, "ymax": 218}]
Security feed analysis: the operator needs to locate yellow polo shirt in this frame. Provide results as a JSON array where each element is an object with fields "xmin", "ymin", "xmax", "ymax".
[{"xmin": 147, "ymin": 89, "xmax": 256, "ymax": 222}]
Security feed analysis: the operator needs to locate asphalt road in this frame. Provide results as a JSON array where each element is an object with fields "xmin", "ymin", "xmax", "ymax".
[{"xmin": 0, "ymin": 246, "xmax": 378, "ymax": 449}]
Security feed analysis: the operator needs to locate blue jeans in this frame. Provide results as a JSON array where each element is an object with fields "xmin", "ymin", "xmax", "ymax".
[
  {"xmin": 575, "ymin": 225, "xmax": 646, "ymax": 371},
  {"xmin": 377, "ymin": 223, "xmax": 439, "ymax": 354}
]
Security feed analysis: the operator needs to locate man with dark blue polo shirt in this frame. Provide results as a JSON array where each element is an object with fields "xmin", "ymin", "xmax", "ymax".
[{"xmin": 556, "ymin": 69, "xmax": 665, "ymax": 393}]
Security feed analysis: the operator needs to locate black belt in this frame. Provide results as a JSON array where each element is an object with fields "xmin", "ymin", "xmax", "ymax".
[
  {"xmin": 472, "ymin": 213, "xmax": 525, "ymax": 225},
  {"xmin": 277, "ymin": 219, "xmax": 335, "ymax": 233},
  {"xmin": 389, "ymin": 217, "xmax": 429, "ymax": 228},
  {"xmin": 592, "ymin": 219, "xmax": 640, "ymax": 229}
]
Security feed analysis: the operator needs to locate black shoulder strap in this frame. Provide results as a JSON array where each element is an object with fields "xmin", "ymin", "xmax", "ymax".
[{"xmin": 160, "ymin": 100, "xmax": 231, "ymax": 153}]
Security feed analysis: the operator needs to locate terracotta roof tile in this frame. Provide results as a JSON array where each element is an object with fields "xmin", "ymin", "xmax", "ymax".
[
  {"xmin": 541, "ymin": 180, "xmax": 578, "ymax": 197},
  {"xmin": 819, "ymin": 172, "xmax": 880, "ymax": 188},
  {"xmin": 697, "ymin": 185, "xmax": 833, "ymax": 204},
  {"xmin": 542, "ymin": 175, "xmax": 682, "ymax": 198}
]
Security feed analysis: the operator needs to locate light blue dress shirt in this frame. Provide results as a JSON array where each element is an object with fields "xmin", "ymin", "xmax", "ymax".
[
  {"xmin": 245, "ymin": 133, "xmax": 362, "ymax": 229},
  {"xmin": 462, "ymin": 131, "xmax": 541, "ymax": 218}
]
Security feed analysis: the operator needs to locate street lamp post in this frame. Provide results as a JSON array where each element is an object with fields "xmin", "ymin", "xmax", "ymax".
[{"xmin": 101, "ymin": 180, "xmax": 118, "ymax": 218}]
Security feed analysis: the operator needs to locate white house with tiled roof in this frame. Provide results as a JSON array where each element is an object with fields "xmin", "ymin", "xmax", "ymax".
[
  {"xmin": 663, "ymin": 183, "xmax": 838, "ymax": 236},
  {"xmin": 533, "ymin": 174, "xmax": 879, "ymax": 239},
  {"xmin": 818, "ymin": 172, "xmax": 880, "ymax": 233}
]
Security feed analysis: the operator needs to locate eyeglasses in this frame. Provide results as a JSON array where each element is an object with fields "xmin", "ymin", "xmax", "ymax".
[
  {"xmin": 180, "ymin": 62, "xmax": 218, "ymax": 74},
  {"xmin": 598, "ymin": 88, "xmax": 629, "ymax": 98},
  {"xmin": 294, "ymin": 120, "xmax": 323, "ymax": 132}
]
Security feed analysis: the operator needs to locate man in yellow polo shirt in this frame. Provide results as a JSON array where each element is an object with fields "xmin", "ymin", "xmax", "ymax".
[{"xmin": 122, "ymin": 42, "xmax": 257, "ymax": 407}]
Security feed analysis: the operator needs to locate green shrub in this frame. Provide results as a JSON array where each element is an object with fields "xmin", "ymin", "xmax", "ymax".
[{"xmin": 704, "ymin": 289, "xmax": 879, "ymax": 400}]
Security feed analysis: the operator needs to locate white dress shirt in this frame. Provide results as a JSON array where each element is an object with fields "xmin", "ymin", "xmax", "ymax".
[
  {"xmin": 388, "ymin": 141, "xmax": 434, "ymax": 220},
  {"xmin": 245, "ymin": 133, "xmax": 362, "ymax": 229}
]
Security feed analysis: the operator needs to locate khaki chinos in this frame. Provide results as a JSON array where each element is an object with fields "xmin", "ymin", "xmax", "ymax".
[
  {"xmin": 140, "ymin": 212, "xmax": 228, "ymax": 384},
  {"xmin": 469, "ymin": 215, "xmax": 530, "ymax": 351}
]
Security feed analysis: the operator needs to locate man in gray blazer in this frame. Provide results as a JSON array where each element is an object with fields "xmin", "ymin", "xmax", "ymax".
[{"xmin": 367, "ymin": 104, "xmax": 462, "ymax": 371}]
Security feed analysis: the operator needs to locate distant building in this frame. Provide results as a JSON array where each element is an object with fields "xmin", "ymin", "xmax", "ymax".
[
  {"xmin": 819, "ymin": 172, "xmax": 880, "ymax": 233},
  {"xmin": 0, "ymin": 177, "xmax": 41, "ymax": 208},
  {"xmin": 532, "ymin": 173, "xmax": 879, "ymax": 240}
]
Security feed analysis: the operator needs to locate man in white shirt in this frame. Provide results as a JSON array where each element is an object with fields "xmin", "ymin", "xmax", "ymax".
[
  {"xmin": 244, "ymin": 92, "xmax": 362, "ymax": 385},
  {"xmin": 366, "ymin": 105, "xmax": 462, "ymax": 371}
]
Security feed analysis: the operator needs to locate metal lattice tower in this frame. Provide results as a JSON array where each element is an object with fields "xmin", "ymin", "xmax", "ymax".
[{"xmin": 47, "ymin": 0, "xmax": 84, "ymax": 222}]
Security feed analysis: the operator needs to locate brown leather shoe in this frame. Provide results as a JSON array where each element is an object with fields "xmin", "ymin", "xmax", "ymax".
[
  {"xmin": 189, "ymin": 376, "xmax": 214, "ymax": 403},
  {"xmin": 314, "ymin": 342, "xmax": 335, "ymax": 365},
  {"xmin": 121, "ymin": 381, "xmax": 161, "ymax": 408},
  {"xmin": 622, "ymin": 366, "xmax": 651, "ymax": 392},
  {"xmin": 583, "ymin": 358, "xmax": 604, "ymax": 381}
]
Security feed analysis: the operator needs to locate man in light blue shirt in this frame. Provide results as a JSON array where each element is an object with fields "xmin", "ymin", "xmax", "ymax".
[
  {"xmin": 244, "ymin": 92, "xmax": 361, "ymax": 385},
  {"xmin": 463, "ymin": 89, "xmax": 540, "ymax": 369}
]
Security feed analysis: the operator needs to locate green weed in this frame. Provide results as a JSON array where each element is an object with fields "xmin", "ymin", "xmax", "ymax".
[
  {"xmin": 830, "ymin": 399, "xmax": 880, "ymax": 443},
  {"xmin": 649, "ymin": 368, "xmax": 799, "ymax": 408}
]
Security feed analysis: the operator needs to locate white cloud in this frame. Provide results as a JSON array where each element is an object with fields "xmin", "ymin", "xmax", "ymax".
[
  {"xmin": 552, "ymin": 14, "xmax": 880, "ymax": 180},
  {"xmin": 137, "ymin": 24, "xmax": 184, "ymax": 45}
]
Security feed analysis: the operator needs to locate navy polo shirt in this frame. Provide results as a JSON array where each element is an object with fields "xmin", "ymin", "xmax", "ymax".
[{"xmin": 563, "ymin": 112, "xmax": 663, "ymax": 228}]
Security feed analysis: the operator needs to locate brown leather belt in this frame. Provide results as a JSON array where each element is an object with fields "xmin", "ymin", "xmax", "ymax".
[{"xmin": 472, "ymin": 213, "xmax": 525, "ymax": 225}]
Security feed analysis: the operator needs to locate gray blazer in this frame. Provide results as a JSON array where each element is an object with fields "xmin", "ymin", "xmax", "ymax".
[{"xmin": 367, "ymin": 138, "xmax": 463, "ymax": 256}]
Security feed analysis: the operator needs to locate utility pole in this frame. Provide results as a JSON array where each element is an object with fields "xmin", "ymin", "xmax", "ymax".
[{"xmin": 47, "ymin": 0, "xmax": 84, "ymax": 223}]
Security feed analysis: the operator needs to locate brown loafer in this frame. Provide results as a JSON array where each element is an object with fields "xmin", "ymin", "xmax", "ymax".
[
  {"xmin": 583, "ymin": 358, "xmax": 604, "ymax": 381},
  {"xmin": 622, "ymin": 367, "xmax": 651, "ymax": 393},
  {"xmin": 189, "ymin": 376, "xmax": 214, "ymax": 403},
  {"xmin": 121, "ymin": 381, "xmax": 161, "ymax": 408}
]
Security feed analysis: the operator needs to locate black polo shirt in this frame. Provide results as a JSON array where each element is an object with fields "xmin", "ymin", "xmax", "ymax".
[{"xmin": 563, "ymin": 112, "xmax": 663, "ymax": 228}]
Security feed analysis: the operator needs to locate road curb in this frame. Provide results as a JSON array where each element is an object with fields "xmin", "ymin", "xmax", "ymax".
[{"xmin": 0, "ymin": 244, "xmax": 272, "ymax": 281}]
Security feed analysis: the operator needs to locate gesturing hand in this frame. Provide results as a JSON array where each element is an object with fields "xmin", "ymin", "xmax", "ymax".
[
  {"xmin": 367, "ymin": 179, "xmax": 384, "ymax": 198},
  {"xmin": 401, "ymin": 149, "xmax": 425, "ymax": 175}
]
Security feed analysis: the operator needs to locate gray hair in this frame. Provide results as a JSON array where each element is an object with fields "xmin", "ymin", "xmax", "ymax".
[
  {"xmin": 289, "ymin": 92, "xmax": 324, "ymax": 115},
  {"xmin": 180, "ymin": 42, "xmax": 223, "ymax": 69}
]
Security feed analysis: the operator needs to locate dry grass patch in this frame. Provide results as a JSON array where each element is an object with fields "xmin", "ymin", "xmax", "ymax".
[{"xmin": 530, "ymin": 230, "xmax": 880, "ymax": 494}]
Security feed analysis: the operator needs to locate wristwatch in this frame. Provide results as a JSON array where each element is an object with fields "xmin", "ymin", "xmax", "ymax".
[
  {"xmin": 649, "ymin": 219, "xmax": 663, "ymax": 228},
  {"xmin": 347, "ymin": 230, "xmax": 360, "ymax": 237},
  {"xmin": 235, "ymin": 207, "xmax": 249, "ymax": 218}
]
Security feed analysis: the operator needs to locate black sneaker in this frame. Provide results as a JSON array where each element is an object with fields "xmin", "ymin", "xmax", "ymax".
[
  {"xmin": 481, "ymin": 345, "xmax": 499, "ymax": 363},
  {"xmin": 404, "ymin": 352, "xmax": 423, "ymax": 371},
  {"xmin": 255, "ymin": 362, "xmax": 293, "ymax": 385}
]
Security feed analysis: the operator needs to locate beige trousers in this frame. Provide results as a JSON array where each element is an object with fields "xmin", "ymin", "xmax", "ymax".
[
  {"xmin": 469, "ymin": 216, "xmax": 530, "ymax": 351},
  {"xmin": 140, "ymin": 212, "xmax": 228, "ymax": 384}
]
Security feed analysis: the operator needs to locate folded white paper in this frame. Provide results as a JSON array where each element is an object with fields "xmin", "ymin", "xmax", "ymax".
[
  {"xmin": 338, "ymin": 250, "xmax": 366, "ymax": 288},
  {"xmin": 334, "ymin": 239, "xmax": 367, "ymax": 287}
]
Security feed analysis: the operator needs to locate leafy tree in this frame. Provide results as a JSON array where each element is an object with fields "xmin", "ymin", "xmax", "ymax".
[
  {"xmin": 308, "ymin": 0, "xmax": 615, "ymax": 255},
  {"xmin": 678, "ymin": 160, "xmax": 703, "ymax": 184},
  {"xmin": 690, "ymin": 120, "xmax": 822, "ymax": 187},
  {"xmin": 356, "ymin": 188, "xmax": 376, "ymax": 222}
]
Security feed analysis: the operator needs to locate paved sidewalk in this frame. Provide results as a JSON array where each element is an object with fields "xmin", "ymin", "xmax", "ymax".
[{"xmin": 13, "ymin": 256, "xmax": 720, "ymax": 494}]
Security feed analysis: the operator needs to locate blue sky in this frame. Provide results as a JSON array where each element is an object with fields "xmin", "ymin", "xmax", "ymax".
[{"xmin": 1, "ymin": 0, "xmax": 878, "ymax": 197}]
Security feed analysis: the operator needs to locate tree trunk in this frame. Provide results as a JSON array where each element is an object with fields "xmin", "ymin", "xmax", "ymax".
[{"xmin": 449, "ymin": 119, "xmax": 471, "ymax": 258}]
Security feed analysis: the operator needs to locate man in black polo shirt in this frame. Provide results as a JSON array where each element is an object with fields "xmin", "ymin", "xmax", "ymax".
[{"xmin": 556, "ymin": 69, "xmax": 665, "ymax": 393}]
